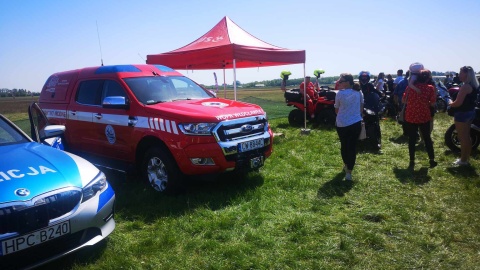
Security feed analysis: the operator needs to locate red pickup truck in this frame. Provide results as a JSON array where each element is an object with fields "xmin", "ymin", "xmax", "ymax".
[{"xmin": 39, "ymin": 64, "xmax": 273, "ymax": 193}]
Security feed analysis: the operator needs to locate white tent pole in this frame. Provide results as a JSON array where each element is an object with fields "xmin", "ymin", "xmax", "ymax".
[
  {"xmin": 233, "ymin": 59, "xmax": 237, "ymax": 101},
  {"xmin": 303, "ymin": 62, "xmax": 307, "ymax": 129},
  {"xmin": 223, "ymin": 68, "xmax": 226, "ymax": 99}
]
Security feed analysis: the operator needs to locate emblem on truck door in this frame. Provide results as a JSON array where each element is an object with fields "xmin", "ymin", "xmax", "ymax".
[{"xmin": 105, "ymin": 125, "xmax": 116, "ymax": 144}]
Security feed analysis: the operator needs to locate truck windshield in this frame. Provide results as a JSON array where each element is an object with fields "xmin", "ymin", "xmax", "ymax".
[{"xmin": 125, "ymin": 76, "xmax": 214, "ymax": 105}]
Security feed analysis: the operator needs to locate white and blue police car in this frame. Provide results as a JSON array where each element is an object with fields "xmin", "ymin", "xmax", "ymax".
[{"xmin": 0, "ymin": 104, "xmax": 115, "ymax": 269}]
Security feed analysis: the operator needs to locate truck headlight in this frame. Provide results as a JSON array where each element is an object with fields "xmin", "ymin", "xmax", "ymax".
[
  {"xmin": 179, "ymin": 123, "xmax": 217, "ymax": 135},
  {"xmin": 82, "ymin": 172, "xmax": 107, "ymax": 202}
]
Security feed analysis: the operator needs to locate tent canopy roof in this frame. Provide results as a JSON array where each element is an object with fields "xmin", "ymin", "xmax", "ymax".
[{"xmin": 146, "ymin": 16, "xmax": 305, "ymax": 70}]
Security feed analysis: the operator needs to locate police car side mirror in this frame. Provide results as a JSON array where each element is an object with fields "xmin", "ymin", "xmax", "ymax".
[
  {"xmin": 102, "ymin": 96, "xmax": 130, "ymax": 110},
  {"xmin": 43, "ymin": 125, "xmax": 65, "ymax": 138}
]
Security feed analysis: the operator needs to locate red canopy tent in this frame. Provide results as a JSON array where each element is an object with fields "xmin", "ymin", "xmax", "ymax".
[{"xmin": 146, "ymin": 16, "xmax": 306, "ymax": 100}]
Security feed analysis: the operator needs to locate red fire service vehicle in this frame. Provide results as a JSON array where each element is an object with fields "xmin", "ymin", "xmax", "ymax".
[{"xmin": 39, "ymin": 64, "xmax": 273, "ymax": 193}]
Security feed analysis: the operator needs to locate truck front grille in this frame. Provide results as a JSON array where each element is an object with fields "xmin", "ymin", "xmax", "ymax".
[{"xmin": 214, "ymin": 115, "xmax": 268, "ymax": 142}]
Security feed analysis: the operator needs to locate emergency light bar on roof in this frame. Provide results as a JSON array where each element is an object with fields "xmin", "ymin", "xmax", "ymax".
[
  {"xmin": 154, "ymin": 65, "xmax": 175, "ymax": 72},
  {"xmin": 95, "ymin": 65, "xmax": 142, "ymax": 74}
]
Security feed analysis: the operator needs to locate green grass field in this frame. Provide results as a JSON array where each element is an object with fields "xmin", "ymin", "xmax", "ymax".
[{"xmin": 1, "ymin": 91, "xmax": 480, "ymax": 269}]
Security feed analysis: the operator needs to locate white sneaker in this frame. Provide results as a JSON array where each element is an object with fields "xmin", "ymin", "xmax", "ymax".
[
  {"xmin": 345, "ymin": 173, "xmax": 352, "ymax": 181},
  {"xmin": 453, "ymin": 159, "xmax": 470, "ymax": 166}
]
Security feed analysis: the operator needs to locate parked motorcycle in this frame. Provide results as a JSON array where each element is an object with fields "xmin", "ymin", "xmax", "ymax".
[
  {"xmin": 444, "ymin": 107, "xmax": 480, "ymax": 152},
  {"xmin": 435, "ymin": 81, "xmax": 451, "ymax": 112},
  {"xmin": 360, "ymin": 107, "xmax": 383, "ymax": 149},
  {"xmin": 447, "ymin": 83, "xmax": 461, "ymax": 101},
  {"xmin": 284, "ymin": 88, "xmax": 336, "ymax": 126},
  {"xmin": 379, "ymin": 92, "xmax": 396, "ymax": 117}
]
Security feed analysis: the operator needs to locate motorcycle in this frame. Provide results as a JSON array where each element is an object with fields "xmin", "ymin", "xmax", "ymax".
[
  {"xmin": 444, "ymin": 107, "xmax": 480, "ymax": 152},
  {"xmin": 447, "ymin": 83, "xmax": 461, "ymax": 101},
  {"xmin": 379, "ymin": 91, "xmax": 396, "ymax": 117},
  {"xmin": 284, "ymin": 88, "xmax": 337, "ymax": 126},
  {"xmin": 435, "ymin": 81, "xmax": 452, "ymax": 112},
  {"xmin": 360, "ymin": 107, "xmax": 383, "ymax": 149}
]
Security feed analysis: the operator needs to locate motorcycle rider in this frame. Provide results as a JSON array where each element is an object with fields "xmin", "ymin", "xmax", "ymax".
[{"xmin": 359, "ymin": 71, "xmax": 383, "ymax": 149}]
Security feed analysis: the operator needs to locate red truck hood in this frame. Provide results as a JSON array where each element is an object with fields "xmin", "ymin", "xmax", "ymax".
[{"xmin": 143, "ymin": 98, "xmax": 265, "ymax": 122}]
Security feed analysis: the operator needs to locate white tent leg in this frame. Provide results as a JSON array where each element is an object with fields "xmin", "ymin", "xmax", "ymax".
[
  {"xmin": 303, "ymin": 62, "xmax": 307, "ymax": 130},
  {"xmin": 223, "ymin": 68, "xmax": 226, "ymax": 99},
  {"xmin": 233, "ymin": 59, "xmax": 237, "ymax": 101}
]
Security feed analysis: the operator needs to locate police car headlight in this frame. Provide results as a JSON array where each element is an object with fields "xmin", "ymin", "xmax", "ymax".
[
  {"xmin": 82, "ymin": 172, "xmax": 107, "ymax": 202},
  {"xmin": 179, "ymin": 123, "xmax": 217, "ymax": 135}
]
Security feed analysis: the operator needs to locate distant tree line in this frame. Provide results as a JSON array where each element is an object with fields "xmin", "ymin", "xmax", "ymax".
[
  {"xmin": 203, "ymin": 71, "xmax": 479, "ymax": 89},
  {"xmin": 0, "ymin": 88, "xmax": 39, "ymax": 98}
]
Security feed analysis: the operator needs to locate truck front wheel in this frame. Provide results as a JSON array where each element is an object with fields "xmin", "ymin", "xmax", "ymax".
[{"xmin": 141, "ymin": 147, "xmax": 182, "ymax": 193}]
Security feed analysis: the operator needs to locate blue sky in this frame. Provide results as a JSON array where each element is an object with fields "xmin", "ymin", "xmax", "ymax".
[{"xmin": 1, "ymin": 0, "xmax": 479, "ymax": 91}]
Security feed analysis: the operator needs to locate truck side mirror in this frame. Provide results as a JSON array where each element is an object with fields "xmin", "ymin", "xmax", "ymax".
[{"xmin": 102, "ymin": 96, "xmax": 130, "ymax": 109}]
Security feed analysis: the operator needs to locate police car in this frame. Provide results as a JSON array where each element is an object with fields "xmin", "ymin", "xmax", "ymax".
[{"xmin": 0, "ymin": 103, "xmax": 115, "ymax": 269}]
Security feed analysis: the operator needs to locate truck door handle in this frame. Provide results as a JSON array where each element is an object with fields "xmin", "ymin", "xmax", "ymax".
[
  {"xmin": 70, "ymin": 111, "xmax": 76, "ymax": 116},
  {"xmin": 94, "ymin": 113, "xmax": 102, "ymax": 119}
]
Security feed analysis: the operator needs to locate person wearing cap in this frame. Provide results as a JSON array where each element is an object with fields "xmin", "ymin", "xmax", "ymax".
[{"xmin": 299, "ymin": 76, "xmax": 318, "ymax": 118}]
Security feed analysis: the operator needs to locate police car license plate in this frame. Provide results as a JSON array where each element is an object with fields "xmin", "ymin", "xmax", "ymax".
[
  {"xmin": 239, "ymin": 139, "xmax": 264, "ymax": 152},
  {"xmin": 1, "ymin": 220, "xmax": 70, "ymax": 255}
]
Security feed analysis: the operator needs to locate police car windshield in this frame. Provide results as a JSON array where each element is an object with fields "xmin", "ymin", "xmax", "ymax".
[
  {"xmin": 125, "ymin": 76, "xmax": 214, "ymax": 105},
  {"xmin": 0, "ymin": 116, "xmax": 30, "ymax": 146}
]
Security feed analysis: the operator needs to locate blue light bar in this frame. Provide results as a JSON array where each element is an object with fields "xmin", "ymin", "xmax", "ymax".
[{"xmin": 95, "ymin": 65, "xmax": 141, "ymax": 74}]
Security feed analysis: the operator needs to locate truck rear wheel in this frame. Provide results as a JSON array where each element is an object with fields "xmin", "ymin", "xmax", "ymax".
[{"xmin": 141, "ymin": 147, "xmax": 182, "ymax": 193}]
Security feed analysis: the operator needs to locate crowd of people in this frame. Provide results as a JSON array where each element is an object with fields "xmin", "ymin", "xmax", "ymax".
[{"xmin": 309, "ymin": 63, "xmax": 479, "ymax": 181}]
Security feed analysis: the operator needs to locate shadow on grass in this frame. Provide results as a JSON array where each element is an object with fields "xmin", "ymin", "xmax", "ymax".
[
  {"xmin": 317, "ymin": 172, "xmax": 354, "ymax": 198},
  {"xmin": 35, "ymin": 239, "xmax": 109, "ymax": 270},
  {"xmin": 389, "ymin": 135, "xmax": 409, "ymax": 145},
  {"xmin": 393, "ymin": 166, "xmax": 431, "ymax": 185},
  {"xmin": 446, "ymin": 165, "xmax": 479, "ymax": 179},
  {"xmin": 105, "ymin": 169, "xmax": 264, "ymax": 223}
]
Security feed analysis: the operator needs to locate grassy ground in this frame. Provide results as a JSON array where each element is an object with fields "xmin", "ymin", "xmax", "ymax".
[{"xmin": 2, "ymin": 92, "xmax": 480, "ymax": 269}]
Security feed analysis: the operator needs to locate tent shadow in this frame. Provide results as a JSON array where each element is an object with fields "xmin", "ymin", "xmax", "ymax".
[
  {"xmin": 317, "ymin": 172, "xmax": 354, "ymax": 199},
  {"xmin": 393, "ymin": 166, "xmax": 431, "ymax": 185}
]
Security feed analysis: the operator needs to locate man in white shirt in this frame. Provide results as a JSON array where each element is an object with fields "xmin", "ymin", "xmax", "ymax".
[{"xmin": 393, "ymin": 69, "xmax": 404, "ymax": 89}]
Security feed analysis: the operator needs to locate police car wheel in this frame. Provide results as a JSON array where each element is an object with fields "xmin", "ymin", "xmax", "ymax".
[{"xmin": 142, "ymin": 147, "xmax": 180, "ymax": 193}]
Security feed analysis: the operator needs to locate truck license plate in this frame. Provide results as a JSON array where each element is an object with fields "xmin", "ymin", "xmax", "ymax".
[
  {"xmin": 250, "ymin": 156, "xmax": 264, "ymax": 169},
  {"xmin": 1, "ymin": 220, "xmax": 70, "ymax": 255},
  {"xmin": 239, "ymin": 138, "xmax": 264, "ymax": 152}
]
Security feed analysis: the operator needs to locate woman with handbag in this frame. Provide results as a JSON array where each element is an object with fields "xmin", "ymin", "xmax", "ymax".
[
  {"xmin": 334, "ymin": 73, "xmax": 364, "ymax": 181},
  {"xmin": 402, "ymin": 69, "xmax": 437, "ymax": 169},
  {"xmin": 447, "ymin": 66, "xmax": 479, "ymax": 166}
]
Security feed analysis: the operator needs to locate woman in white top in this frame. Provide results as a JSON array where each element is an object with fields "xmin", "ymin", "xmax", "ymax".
[
  {"xmin": 375, "ymin": 72, "xmax": 386, "ymax": 93},
  {"xmin": 334, "ymin": 73, "xmax": 364, "ymax": 181}
]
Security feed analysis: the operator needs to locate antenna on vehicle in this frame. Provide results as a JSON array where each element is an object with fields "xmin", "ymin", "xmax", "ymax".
[
  {"xmin": 96, "ymin": 21, "xmax": 104, "ymax": 66},
  {"xmin": 138, "ymin": 53, "xmax": 145, "ymax": 62}
]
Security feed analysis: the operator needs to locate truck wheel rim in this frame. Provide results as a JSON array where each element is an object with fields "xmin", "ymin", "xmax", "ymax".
[{"xmin": 147, "ymin": 157, "xmax": 167, "ymax": 192}]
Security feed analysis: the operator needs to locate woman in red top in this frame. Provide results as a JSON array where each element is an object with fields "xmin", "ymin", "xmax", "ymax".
[{"xmin": 402, "ymin": 69, "xmax": 437, "ymax": 168}]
